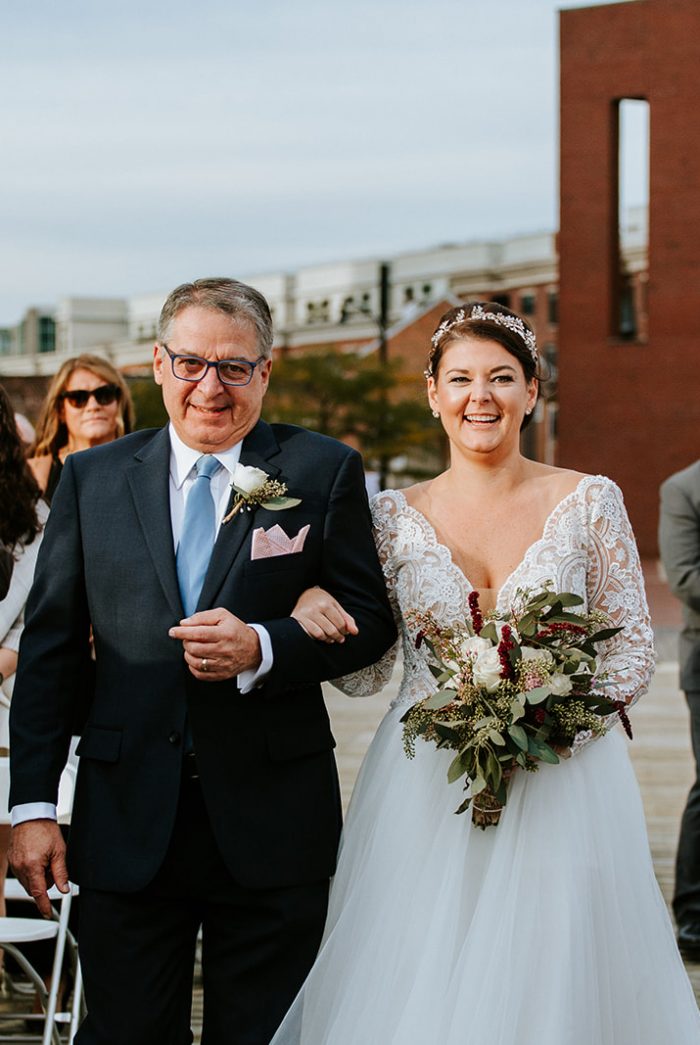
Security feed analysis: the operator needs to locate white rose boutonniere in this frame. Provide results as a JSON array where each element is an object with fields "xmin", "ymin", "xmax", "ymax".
[{"xmin": 222, "ymin": 463, "xmax": 301, "ymax": 524}]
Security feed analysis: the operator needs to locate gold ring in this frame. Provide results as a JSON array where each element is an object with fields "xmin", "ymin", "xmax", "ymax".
[{"xmin": 201, "ymin": 658, "xmax": 208, "ymax": 672}]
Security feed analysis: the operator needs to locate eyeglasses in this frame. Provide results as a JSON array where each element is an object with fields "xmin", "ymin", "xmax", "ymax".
[
  {"xmin": 61, "ymin": 384, "xmax": 121, "ymax": 409},
  {"xmin": 161, "ymin": 345, "xmax": 266, "ymax": 387}
]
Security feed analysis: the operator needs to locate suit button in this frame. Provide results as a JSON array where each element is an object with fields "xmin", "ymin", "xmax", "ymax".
[{"xmin": 168, "ymin": 731, "xmax": 181, "ymax": 746}]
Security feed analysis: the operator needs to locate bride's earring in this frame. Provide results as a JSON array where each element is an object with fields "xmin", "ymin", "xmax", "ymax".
[{"xmin": 431, "ymin": 409, "xmax": 440, "ymax": 418}]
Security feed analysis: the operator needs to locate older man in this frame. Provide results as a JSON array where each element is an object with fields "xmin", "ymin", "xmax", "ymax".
[
  {"xmin": 659, "ymin": 460, "xmax": 700, "ymax": 957},
  {"xmin": 9, "ymin": 278, "xmax": 396, "ymax": 1045}
]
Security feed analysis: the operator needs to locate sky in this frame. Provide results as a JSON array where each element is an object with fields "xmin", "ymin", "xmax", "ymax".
[{"xmin": 0, "ymin": 0, "xmax": 640, "ymax": 326}]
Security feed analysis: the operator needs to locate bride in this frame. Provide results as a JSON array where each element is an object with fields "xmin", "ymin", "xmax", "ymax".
[{"xmin": 272, "ymin": 302, "xmax": 700, "ymax": 1044}]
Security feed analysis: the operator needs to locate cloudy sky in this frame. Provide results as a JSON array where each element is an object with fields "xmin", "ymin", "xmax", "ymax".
[{"xmin": 0, "ymin": 0, "xmax": 639, "ymax": 325}]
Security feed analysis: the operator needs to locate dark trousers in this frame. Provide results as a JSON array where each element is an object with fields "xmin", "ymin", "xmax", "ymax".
[
  {"xmin": 75, "ymin": 772, "xmax": 329, "ymax": 1045},
  {"xmin": 674, "ymin": 689, "xmax": 700, "ymax": 924}
]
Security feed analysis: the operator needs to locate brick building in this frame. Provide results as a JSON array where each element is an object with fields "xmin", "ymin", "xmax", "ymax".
[{"xmin": 558, "ymin": 0, "xmax": 700, "ymax": 554}]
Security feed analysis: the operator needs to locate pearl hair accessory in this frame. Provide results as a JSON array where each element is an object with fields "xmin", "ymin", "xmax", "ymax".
[{"xmin": 428, "ymin": 304, "xmax": 538, "ymax": 370}]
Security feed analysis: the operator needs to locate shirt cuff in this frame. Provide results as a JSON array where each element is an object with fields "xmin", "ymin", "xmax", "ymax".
[
  {"xmin": 238, "ymin": 624, "xmax": 273, "ymax": 693},
  {"xmin": 11, "ymin": 802, "xmax": 58, "ymax": 827}
]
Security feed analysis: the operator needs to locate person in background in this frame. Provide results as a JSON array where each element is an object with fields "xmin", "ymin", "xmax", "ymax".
[
  {"xmin": 13, "ymin": 414, "xmax": 35, "ymax": 452},
  {"xmin": 27, "ymin": 354, "xmax": 134, "ymax": 502},
  {"xmin": 0, "ymin": 549, "xmax": 12, "ymax": 602},
  {"xmin": 659, "ymin": 460, "xmax": 700, "ymax": 957},
  {"xmin": 0, "ymin": 385, "xmax": 46, "ymax": 924}
]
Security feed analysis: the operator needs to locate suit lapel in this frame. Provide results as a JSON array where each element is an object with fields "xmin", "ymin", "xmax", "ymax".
[
  {"xmin": 126, "ymin": 427, "xmax": 184, "ymax": 619},
  {"xmin": 197, "ymin": 421, "xmax": 282, "ymax": 611}
]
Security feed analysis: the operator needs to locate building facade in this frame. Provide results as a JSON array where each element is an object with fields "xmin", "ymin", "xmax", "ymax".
[{"xmin": 558, "ymin": 0, "xmax": 700, "ymax": 554}]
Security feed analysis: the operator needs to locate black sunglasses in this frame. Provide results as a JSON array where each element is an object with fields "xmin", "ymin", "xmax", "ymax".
[{"xmin": 61, "ymin": 384, "xmax": 121, "ymax": 409}]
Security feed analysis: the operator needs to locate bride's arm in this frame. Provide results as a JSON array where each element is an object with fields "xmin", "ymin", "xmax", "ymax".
[
  {"xmin": 290, "ymin": 496, "xmax": 401, "ymax": 696},
  {"xmin": 291, "ymin": 587, "xmax": 359, "ymax": 644},
  {"xmin": 570, "ymin": 478, "xmax": 655, "ymax": 756}
]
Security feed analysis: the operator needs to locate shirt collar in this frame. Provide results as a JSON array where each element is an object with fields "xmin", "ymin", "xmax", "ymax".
[{"xmin": 168, "ymin": 423, "xmax": 243, "ymax": 489}]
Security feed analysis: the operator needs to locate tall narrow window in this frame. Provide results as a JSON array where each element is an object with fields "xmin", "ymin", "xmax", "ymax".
[{"xmin": 614, "ymin": 98, "xmax": 649, "ymax": 341}]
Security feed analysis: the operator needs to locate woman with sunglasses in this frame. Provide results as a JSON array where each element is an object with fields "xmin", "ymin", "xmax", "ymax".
[{"xmin": 27, "ymin": 354, "xmax": 134, "ymax": 502}]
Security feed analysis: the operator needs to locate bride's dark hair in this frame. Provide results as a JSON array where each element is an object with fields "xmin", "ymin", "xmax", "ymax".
[
  {"xmin": 0, "ymin": 383, "xmax": 41, "ymax": 549},
  {"xmin": 427, "ymin": 301, "xmax": 541, "ymax": 429}
]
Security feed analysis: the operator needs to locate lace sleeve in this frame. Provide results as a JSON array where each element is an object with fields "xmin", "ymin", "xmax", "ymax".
[
  {"xmin": 331, "ymin": 493, "xmax": 400, "ymax": 697},
  {"xmin": 570, "ymin": 478, "xmax": 655, "ymax": 755}
]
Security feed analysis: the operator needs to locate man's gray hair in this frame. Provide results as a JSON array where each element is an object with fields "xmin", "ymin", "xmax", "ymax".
[{"xmin": 157, "ymin": 278, "xmax": 274, "ymax": 359}]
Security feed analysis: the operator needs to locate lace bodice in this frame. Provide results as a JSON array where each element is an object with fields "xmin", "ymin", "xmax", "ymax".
[{"xmin": 336, "ymin": 476, "xmax": 654, "ymax": 753}]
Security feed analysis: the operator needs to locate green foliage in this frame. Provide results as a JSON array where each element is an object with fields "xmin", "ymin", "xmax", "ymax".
[
  {"xmin": 128, "ymin": 378, "xmax": 168, "ymax": 431},
  {"xmin": 264, "ymin": 349, "xmax": 439, "ymax": 471}
]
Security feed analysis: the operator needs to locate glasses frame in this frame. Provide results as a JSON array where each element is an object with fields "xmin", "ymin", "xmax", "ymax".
[
  {"xmin": 60, "ymin": 384, "xmax": 122, "ymax": 409},
  {"xmin": 161, "ymin": 344, "xmax": 267, "ymax": 387}
]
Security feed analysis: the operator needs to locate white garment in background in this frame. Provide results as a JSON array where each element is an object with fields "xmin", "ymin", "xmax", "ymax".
[
  {"xmin": 0, "ymin": 501, "xmax": 78, "ymax": 822},
  {"xmin": 271, "ymin": 477, "xmax": 700, "ymax": 1045}
]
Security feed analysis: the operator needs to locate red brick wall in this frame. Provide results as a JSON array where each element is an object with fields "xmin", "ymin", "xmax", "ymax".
[{"xmin": 558, "ymin": 0, "xmax": 700, "ymax": 555}]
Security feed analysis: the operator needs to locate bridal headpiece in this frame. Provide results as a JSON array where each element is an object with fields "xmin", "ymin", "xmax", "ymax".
[{"xmin": 428, "ymin": 304, "xmax": 538, "ymax": 372}]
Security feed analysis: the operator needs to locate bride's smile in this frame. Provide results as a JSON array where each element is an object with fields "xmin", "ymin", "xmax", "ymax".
[{"xmin": 427, "ymin": 337, "xmax": 537, "ymax": 458}]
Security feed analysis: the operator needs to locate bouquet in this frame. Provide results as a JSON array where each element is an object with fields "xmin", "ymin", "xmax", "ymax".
[{"xmin": 401, "ymin": 586, "xmax": 631, "ymax": 828}]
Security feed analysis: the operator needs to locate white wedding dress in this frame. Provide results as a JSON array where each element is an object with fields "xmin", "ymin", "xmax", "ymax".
[{"xmin": 271, "ymin": 476, "xmax": 700, "ymax": 1044}]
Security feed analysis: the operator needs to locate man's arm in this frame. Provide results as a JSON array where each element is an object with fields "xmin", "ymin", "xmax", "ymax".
[
  {"xmin": 261, "ymin": 450, "xmax": 397, "ymax": 690},
  {"xmin": 659, "ymin": 477, "xmax": 700, "ymax": 613}
]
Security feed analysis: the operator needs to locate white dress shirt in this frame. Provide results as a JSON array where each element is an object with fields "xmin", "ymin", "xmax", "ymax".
[{"xmin": 11, "ymin": 426, "xmax": 272, "ymax": 827}]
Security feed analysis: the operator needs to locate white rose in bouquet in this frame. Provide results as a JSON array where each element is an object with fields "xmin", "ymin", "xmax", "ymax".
[
  {"xmin": 547, "ymin": 673, "xmax": 574, "ymax": 696},
  {"xmin": 460, "ymin": 635, "xmax": 492, "ymax": 659},
  {"xmin": 472, "ymin": 647, "xmax": 504, "ymax": 693},
  {"xmin": 520, "ymin": 646, "xmax": 554, "ymax": 666}
]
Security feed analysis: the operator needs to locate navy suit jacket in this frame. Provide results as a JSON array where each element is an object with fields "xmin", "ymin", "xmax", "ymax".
[{"xmin": 10, "ymin": 421, "xmax": 396, "ymax": 892}]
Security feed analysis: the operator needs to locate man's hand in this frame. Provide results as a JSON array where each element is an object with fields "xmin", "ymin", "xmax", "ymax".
[
  {"xmin": 169, "ymin": 608, "xmax": 262, "ymax": 681},
  {"xmin": 9, "ymin": 820, "xmax": 69, "ymax": 918}
]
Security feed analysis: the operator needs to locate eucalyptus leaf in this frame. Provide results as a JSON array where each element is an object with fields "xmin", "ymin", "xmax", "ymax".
[
  {"xmin": 474, "ymin": 716, "xmax": 496, "ymax": 730},
  {"xmin": 534, "ymin": 742, "xmax": 560, "ymax": 765},
  {"xmin": 261, "ymin": 496, "xmax": 302, "ymax": 510},
  {"xmin": 424, "ymin": 690, "xmax": 458, "ymax": 710},
  {"xmin": 510, "ymin": 699, "xmax": 525, "ymax": 722},
  {"xmin": 518, "ymin": 611, "xmax": 536, "ymax": 635},
  {"xmin": 471, "ymin": 775, "xmax": 487, "ymax": 797},
  {"xmin": 548, "ymin": 610, "xmax": 589, "ymax": 624},
  {"xmin": 589, "ymin": 626, "xmax": 624, "ymax": 644},
  {"xmin": 488, "ymin": 729, "xmax": 506, "ymax": 746},
  {"xmin": 524, "ymin": 685, "xmax": 550, "ymax": 705},
  {"xmin": 447, "ymin": 751, "xmax": 470, "ymax": 784},
  {"xmin": 508, "ymin": 724, "xmax": 529, "ymax": 751},
  {"xmin": 486, "ymin": 752, "xmax": 502, "ymax": 789},
  {"xmin": 555, "ymin": 593, "xmax": 584, "ymax": 607}
]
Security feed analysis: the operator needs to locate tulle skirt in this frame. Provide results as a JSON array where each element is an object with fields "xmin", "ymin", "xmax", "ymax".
[{"xmin": 271, "ymin": 705, "xmax": 700, "ymax": 1044}]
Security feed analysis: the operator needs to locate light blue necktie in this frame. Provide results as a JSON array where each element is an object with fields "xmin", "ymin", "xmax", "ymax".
[{"xmin": 176, "ymin": 455, "xmax": 223, "ymax": 616}]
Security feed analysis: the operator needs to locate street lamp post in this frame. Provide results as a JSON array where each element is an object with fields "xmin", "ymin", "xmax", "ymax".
[{"xmin": 339, "ymin": 261, "xmax": 391, "ymax": 488}]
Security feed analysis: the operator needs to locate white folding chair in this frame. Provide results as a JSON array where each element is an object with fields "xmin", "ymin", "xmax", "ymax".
[
  {"xmin": 0, "ymin": 882, "xmax": 83, "ymax": 1045},
  {"xmin": 0, "ymin": 748, "xmax": 83, "ymax": 1044}
]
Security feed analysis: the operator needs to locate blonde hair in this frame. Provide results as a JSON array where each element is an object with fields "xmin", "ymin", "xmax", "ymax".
[{"xmin": 30, "ymin": 354, "xmax": 135, "ymax": 458}]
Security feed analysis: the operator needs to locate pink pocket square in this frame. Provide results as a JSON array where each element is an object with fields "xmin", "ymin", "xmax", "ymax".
[{"xmin": 250, "ymin": 523, "xmax": 310, "ymax": 560}]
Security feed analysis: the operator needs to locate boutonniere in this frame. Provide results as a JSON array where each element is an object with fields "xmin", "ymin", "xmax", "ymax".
[{"xmin": 222, "ymin": 463, "xmax": 301, "ymax": 524}]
